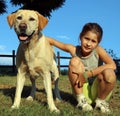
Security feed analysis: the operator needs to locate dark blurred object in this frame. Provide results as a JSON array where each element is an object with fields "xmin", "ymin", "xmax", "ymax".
[
  {"xmin": 10, "ymin": 0, "xmax": 66, "ymax": 18},
  {"xmin": 0, "ymin": 0, "xmax": 7, "ymax": 14}
]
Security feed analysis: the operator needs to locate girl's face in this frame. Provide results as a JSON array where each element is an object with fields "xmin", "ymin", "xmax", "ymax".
[{"xmin": 80, "ymin": 31, "xmax": 98, "ymax": 56}]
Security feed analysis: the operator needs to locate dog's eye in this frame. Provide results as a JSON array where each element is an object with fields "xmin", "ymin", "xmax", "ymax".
[
  {"xmin": 17, "ymin": 16, "xmax": 22, "ymax": 20},
  {"xmin": 29, "ymin": 17, "xmax": 35, "ymax": 21}
]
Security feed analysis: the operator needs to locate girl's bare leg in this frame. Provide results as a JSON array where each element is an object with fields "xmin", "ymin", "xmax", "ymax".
[
  {"xmin": 97, "ymin": 68, "xmax": 116, "ymax": 99},
  {"xmin": 95, "ymin": 68, "xmax": 116, "ymax": 113},
  {"xmin": 68, "ymin": 57, "xmax": 93, "ymax": 111}
]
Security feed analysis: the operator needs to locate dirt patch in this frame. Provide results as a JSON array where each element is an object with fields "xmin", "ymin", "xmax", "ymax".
[
  {"xmin": 0, "ymin": 84, "xmax": 12, "ymax": 89},
  {"xmin": 110, "ymin": 84, "xmax": 120, "ymax": 109}
]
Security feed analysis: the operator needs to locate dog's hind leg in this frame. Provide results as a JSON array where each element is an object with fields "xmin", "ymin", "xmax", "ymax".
[
  {"xmin": 51, "ymin": 60, "xmax": 62, "ymax": 101},
  {"xmin": 26, "ymin": 77, "xmax": 36, "ymax": 101},
  {"xmin": 54, "ymin": 78, "xmax": 62, "ymax": 101}
]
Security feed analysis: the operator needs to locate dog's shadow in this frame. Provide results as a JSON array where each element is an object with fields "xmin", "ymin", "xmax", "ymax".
[{"xmin": 0, "ymin": 86, "xmax": 77, "ymax": 106}]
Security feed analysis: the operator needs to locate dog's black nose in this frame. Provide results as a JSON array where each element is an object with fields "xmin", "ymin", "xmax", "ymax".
[{"xmin": 19, "ymin": 23, "xmax": 27, "ymax": 32}]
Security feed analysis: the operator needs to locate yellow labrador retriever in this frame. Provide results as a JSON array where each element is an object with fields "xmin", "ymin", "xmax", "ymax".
[{"xmin": 7, "ymin": 10, "xmax": 61, "ymax": 112}]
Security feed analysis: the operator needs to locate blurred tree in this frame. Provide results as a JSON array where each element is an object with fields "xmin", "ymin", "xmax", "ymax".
[
  {"xmin": 0, "ymin": 0, "xmax": 7, "ymax": 14},
  {"xmin": 106, "ymin": 49, "xmax": 120, "ymax": 76},
  {"xmin": 61, "ymin": 69, "xmax": 68, "ymax": 75},
  {"xmin": 10, "ymin": 0, "xmax": 66, "ymax": 18},
  {"xmin": 106, "ymin": 49, "xmax": 118, "ymax": 59}
]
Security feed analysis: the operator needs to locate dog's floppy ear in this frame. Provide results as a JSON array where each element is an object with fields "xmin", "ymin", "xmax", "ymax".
[
  {"xmin": 7, "ymin": 13, "xmax": 16, "ymax": 28},
  {"xmin": 36, "ymin": 12, "xmax": 48, "ymax": 30}
]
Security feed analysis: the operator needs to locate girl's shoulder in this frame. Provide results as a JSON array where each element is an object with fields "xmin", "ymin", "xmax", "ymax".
[
  {"xmin": 75, "ymin": 45, "xmax": 82, "ymax": 57},
  {"xmin": 96, "ymin": 45, "xmax": 106, "ymax": 55},
  {"xmin": 69, "ymin": 45, "xmax": 77, "ymax": 57},
  {"xmin": 96, "ymin": 45, "xmax": 104, "ymax": 51}
]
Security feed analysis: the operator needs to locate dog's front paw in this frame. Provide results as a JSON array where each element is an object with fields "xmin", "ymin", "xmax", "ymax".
[
  {"xmin": 26, "ymin": 96, "xmax": 34, "ymax": 101},
  {"xmin": 50, "ymin": 107, "xmax": 60, "ymax": 113},
  {"xmin": 11, "ymin": 105, "xmax": 19, "ymax": 109},
  {"xmin": 55, "ymin": 98, "xmax": 62, "ymax": 103}
]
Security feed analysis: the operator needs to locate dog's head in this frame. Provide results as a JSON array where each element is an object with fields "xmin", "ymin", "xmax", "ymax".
[{"xmin": 7, "ymin": 10, "xmax": 48, "ymax": 43}]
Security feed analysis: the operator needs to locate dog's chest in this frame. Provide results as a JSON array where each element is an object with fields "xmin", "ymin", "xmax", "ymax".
[{"xmin": 23, "ymin": 40, "xmax": 53, "ymax": 77}]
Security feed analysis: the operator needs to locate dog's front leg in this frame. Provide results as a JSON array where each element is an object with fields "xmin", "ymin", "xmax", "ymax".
[
  {"xmin": 26, "ymin": 77, "xmax": 36, "ymax": 101},
  {"xmin": 11, "ymin": 72, "xmax": 26, "ymax": 109},
  {"xmin": 43, "ymin": 72, "xmax": 59, "ymax": 113}
]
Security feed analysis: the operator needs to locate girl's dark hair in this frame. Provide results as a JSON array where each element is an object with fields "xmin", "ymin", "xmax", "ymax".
[{"xmin": 80, "ymin": 22, "xmax": 103, "ymax": 43}]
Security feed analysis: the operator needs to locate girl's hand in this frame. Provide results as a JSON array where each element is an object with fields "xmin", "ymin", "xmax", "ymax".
[{"xmin": 75, "ymin": 73, "xmax": 86, "ymax": 87}]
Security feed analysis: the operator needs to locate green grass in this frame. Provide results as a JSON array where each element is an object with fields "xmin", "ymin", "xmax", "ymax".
[{"xmin": 0, "ymin": 75, "xmax": 120, "ymax": 116}]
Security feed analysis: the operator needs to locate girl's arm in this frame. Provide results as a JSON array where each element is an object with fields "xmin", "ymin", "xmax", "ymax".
[
  {"xmin": 46, "ymin": 36, "xmax": 76, "ymax": 56},
  {"xmin": 88, "ymin": 46, "xmax": 116, "ymax": 77}
]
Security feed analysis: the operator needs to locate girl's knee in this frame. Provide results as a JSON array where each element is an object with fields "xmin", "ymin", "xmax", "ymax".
[
  {"xmin": 69, "ymin": 57, "xmax": 84, "ymax": 69},
  {"xmin": 69, "ymin": 57, "xmax": 85, "ymax": 72},
  {"xmin": 102, "ymin": 69, "xmax": 116, "ymax": 83},
  {"xmin": 69, "ymin": 57, "xmax": 81, "ymax": 66}
]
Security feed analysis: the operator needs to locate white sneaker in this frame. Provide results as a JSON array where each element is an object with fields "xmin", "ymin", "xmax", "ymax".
[
  {"xmin": 76, "ymin": 95, "xmax": 93, "ymax": 111},
  {"xmin": 95, "ymin": 98, "xmax": 111, "ymax": 113}
]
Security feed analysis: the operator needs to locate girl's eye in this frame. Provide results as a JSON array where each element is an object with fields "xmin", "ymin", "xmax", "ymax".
[
  {"xmin": 17, "ymin": 16, "xmax": 22, "ymax": 20},
  {"xmin": 84, "ymin": 37, "xmax": 90, "ymax": 40},
  {"xmin": 29, "ymin": 17, "xmax": 35, "ymax": 21},
  {"xmin": 84, "ymin": 37, "xmax": 97, "ymax": 43},
  {"xmin": 92, "ymin": 40, "xmax": 97, "ymax": 43}
]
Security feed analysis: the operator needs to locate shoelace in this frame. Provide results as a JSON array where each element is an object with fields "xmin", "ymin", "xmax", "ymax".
[
  {"xmin": 100, "ymin": 101, "xmax": 109, "ymax": 108},
  {"xmin": 81, "ymin": 98, "xmax": 87, "ymax": 104}
]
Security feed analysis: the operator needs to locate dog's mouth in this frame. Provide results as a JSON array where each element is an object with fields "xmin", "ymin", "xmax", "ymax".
[
  {"xmin": 18, "ymin": 31, "xmax": 35, "ymax": 43},
  {"xmin": 18, "ymin": 33, "xmax": 28, "ymax": 41}
]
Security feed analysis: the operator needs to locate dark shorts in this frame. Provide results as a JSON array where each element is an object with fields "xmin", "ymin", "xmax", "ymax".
[{"xmin": 88, "ymin": 76, "xmax": 96, "ymax": 86}]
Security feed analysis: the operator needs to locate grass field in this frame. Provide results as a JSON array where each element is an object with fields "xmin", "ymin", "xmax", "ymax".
[{"xmin": 0, "ymin": 75, "xmax": 120, "ymax": 116}]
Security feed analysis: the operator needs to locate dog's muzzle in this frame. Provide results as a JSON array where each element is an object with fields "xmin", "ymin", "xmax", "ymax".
[
  {"xmin": 18, "ymin": 23, "xmax": 35, "ymax": 43},
  {"xmin": 18, "ymin": 31, "xmax": 35, "ymax": 44}
]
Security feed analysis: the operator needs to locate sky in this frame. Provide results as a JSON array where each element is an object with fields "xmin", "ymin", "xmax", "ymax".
[{"xmin": 0, "ymin": 0, "xmax": 120, "ymax": 65}]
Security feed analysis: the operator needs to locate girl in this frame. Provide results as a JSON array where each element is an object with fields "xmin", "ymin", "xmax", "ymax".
[{"xmin": 47, "ymin": 22, "xmax": 116, "ymax": 113}]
